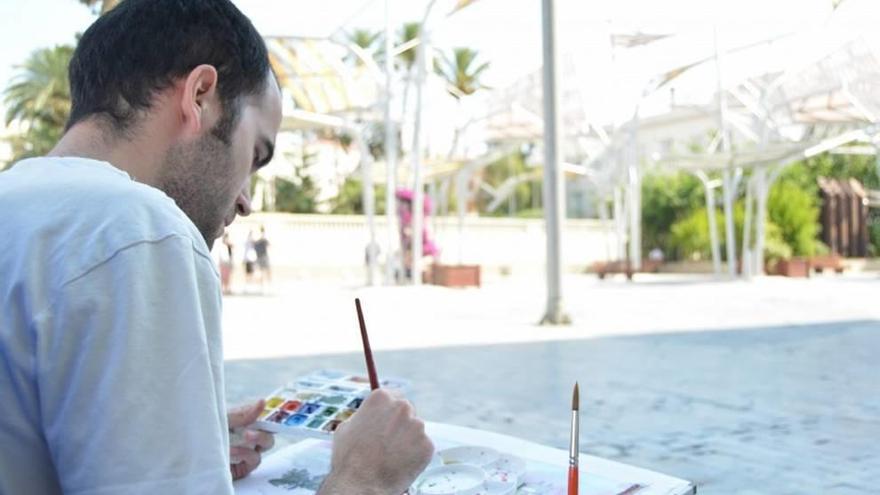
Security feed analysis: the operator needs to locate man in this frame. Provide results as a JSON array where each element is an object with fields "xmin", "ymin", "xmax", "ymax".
[
  {"xmin": 254, "ymin": 225, "xmax": 271, "ymax": 291},
  {"xmin": 0, "ymin": 1, "xmax": 433, "ymax": 494}
]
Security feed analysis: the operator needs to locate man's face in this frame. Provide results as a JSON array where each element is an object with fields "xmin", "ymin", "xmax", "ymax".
[{"xmin": 159, "ymin": 74, "xmax": 282, "ymax": 249}]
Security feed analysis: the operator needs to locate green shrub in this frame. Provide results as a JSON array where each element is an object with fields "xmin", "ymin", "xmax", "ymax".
[{"xmin": 767, "ymin": 181, "xmax": 820, "ymax": 256}]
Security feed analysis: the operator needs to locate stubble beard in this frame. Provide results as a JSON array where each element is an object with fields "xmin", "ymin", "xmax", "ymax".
[{"xmin": 157, "ymin": 134, "xmax": 235, "ymax": 251}]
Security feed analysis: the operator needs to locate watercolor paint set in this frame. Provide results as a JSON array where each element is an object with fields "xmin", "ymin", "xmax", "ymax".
[{"xmin": 255, "ymin": 369, "xmax": 409, "ymax": 439}]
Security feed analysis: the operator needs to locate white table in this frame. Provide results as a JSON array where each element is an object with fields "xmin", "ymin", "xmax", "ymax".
[
  {"xmin": 424, "ymin": 422, "xmax": 694, "ymax": 495},
  {"xmin": 235, "ymin": 421, "xmax": 695, "ymax": 495}
]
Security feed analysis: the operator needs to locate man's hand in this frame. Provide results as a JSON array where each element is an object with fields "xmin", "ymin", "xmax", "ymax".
[
  {"xmin": 228, "ymin": 400, "xmax": 275, "ymax": 481},
  {"xmin": 318, "ymin": 389, "xmax": 434, "ymax": 495}
]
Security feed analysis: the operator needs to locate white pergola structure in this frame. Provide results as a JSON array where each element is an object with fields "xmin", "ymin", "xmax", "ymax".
[
  {"xmin": 641, "ymin": 33, "xmax": 880, "ymax": 278},
  {"xmin": 262, "ymin": 0, "xmax": 483, "ymax": 287},
  {"xmin": 265, "ymin": 35, "xmax": 388, "ymax": 285},
  {"xmin": 482, "ymin": 4, "xmax": 880, "ymax": 280}
]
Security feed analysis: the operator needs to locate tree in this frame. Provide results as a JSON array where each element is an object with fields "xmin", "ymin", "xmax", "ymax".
[
  {"xmin": 641, "ymin": 172, "xmax": 704, "ymax": 257},
  {"xmin": 396, "ymin": 22, "xmax": 421, "ymax": 127},
  {"xmin": 434, "ymin": 47, "xmax": 490, "ymax": 100},
  {"xmin": 477, "ymin": 151, "xmax": 541, "ymax": 217},
  {"xmin": 768, "ymin": 181, "xmax": 822, "ymax": 257},
  {"xmin": 775, "ymin": 153, "xmax": 878, "ymax": 255},
  {"xmin": 328, "ymin": 176, "xmax": 387, "ymax": 215},
  {"xmin": 345, "ymin": 29, "xmax": 382, "ymax": 67},
  {"xmin": 434, "ymin": 47, "xmax": 490, "ymax": 159},
  {"xmin": 78, "ymin": 0, "xmax": 121, "ymax": 15},
  {"xmin": 3, "ymin": 45, "xmax": 74, "ymax": 167},
  {"xmin": 272, "ymin": 140, "xmax": 320, "ymax": 213},
  {"xmin": 397, "ymin": 22, "xmax": 420, "ymax": 72},
  {"xmin": 668, "ymin": 202, "xmax": 788, "ymax": 262}
]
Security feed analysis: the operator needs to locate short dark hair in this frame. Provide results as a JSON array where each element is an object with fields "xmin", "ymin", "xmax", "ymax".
[{"xmin": 66, "ymin": 0, "xmax": 270, "ymax": 141}]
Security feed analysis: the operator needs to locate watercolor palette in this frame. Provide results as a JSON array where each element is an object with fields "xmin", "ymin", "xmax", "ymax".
[{"xmin": 255, "ymin": 369, "xmax": 409, "ymax": 439}]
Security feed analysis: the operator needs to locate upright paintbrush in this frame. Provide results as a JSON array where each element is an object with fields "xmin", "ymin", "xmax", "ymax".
[
  {"xmin": 568, "ymin": 382, "xmax": 580, "ymax": 495},
  {"xmin": 355, "ymin": 298, "xmax": 379, "ymax": 390}
]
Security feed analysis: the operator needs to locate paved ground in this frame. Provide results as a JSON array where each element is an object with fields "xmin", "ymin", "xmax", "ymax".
[{"xmin": 223, "ymin": 273, "xmax": 880, "ymax": 494}]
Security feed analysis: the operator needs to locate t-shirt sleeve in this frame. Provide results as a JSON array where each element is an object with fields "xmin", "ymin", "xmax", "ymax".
[{"xmin": 33, "ymin": 234, "xmax": 233, "ymax": 495}]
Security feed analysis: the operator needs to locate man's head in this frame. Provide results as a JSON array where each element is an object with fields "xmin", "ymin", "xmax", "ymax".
[{"xmin": 66, "ymin": 0, "xmax": 282, "ymax": 248}]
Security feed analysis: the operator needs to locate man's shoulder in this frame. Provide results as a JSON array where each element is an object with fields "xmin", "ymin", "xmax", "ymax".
[
  {"xmin": 3, "ymin": 156, "xmax": 203, "ymax": 246},
  {"xmin": 0, "ymin": 157, "xmax": 211, "ymax": 283}
]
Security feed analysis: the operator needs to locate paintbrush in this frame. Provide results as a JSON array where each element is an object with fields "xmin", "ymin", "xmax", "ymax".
[
  {"xmin": 568, "ymin": 382, "xmax": 580, "ymax": 495},
  {"xmin": 355, "ymin": 298, "xmax": 380, "ymax": 390}
]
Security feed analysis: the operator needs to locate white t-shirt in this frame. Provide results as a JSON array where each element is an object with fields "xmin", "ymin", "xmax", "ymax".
[{"xmin": 0, "ymin": 157, "xmax": 233, "ymax": 494}]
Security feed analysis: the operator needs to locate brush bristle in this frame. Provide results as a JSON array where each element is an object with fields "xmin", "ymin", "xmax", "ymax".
[{"xmin": 572, "ymin": 382, "xmax": 579, "ymax": 411}]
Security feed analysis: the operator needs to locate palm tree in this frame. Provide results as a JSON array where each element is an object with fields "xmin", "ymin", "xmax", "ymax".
[
  {"xmin": 3, "ymin": 45, "xmax": 74, "ymax": 165},
  {"xmin": 78, "ymin": 0, "xmax": 121, "ymax": 15},
  {"xmin": 397, "ymin": 22, "xmax": 421, "ymax": 71},
  {"xmin": 434, "ymin": 47, "xmax": 490, "ymax": 158},
  {"xmin": 397, "ymin": 22, "xmax": 421, "ymax": 126},
  {"xmin": 348, "ymin": 29, "xmax": 381, "ymax": 52},
  {"xmin": 435, "ymin": 47, "xmax": 490, "ymax": 100}
]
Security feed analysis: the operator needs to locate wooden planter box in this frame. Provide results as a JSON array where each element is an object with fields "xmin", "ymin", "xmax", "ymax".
[
  {"xmin": 773, "ymin": 257, "xmax": 810, "ymax": 278},
  {"xmin": 809, "ymin": 254, "xmax": 844, "ymax": 274},
  {"xmin": 429, "ymin": 264, "xmax": 481, "ymax": 287}
]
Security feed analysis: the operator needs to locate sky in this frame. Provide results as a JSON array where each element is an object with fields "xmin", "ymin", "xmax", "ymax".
[{"xmin": 0, "ymin": 0, "xmax": 871, "ymax": 131}]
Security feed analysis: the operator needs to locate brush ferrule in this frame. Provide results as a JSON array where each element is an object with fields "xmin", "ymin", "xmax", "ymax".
[{"xmin": 569, "ymin": 410, "xmax": 579, "ymax": 466}]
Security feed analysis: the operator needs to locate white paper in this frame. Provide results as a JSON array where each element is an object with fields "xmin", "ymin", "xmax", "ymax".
[{"xmin": 234, "ymin": 422, "xmax": 694, "ymax": 495}]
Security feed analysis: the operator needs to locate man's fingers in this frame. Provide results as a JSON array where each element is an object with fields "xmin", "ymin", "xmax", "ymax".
[
  {"xmin": 230, "ymin": 446, "xmax": 261, "ymax": 468},
  {"xmin": 241, "ymin": 429, "xmax": 274, "ymax": 452},
  {"xmin": 228, "ymin": 399, "xmax": 265, "ymax": 429}
]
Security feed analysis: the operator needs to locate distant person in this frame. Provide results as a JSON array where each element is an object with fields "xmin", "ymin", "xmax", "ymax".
[
  {"xmin": 0, "ymin": 1, "xmax": 432, "ymax": 493},
  {"xmin": 244, "ymin": 230, "xmax": 257, "ymax": 288},
  {"xmin": 649, "ymin": 247, "xmax": 665, "ymax": 263},
  {"xmin": 220, "ymin": 232, "xmax": 235, "ymax": 294},
  {"xmin": 254, "ymin": 225, "xmax": 271, "ymax": 290}
]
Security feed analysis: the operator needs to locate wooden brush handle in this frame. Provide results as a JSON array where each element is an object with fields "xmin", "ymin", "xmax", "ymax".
[{"xmin": 568, "ymin": 466, "xmax": 578, "ymax": 495}]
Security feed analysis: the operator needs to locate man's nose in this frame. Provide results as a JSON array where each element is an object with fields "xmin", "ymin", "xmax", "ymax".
[{"xmin": 235, "ymin": 189, "xmax": 252, "ymax": 217}]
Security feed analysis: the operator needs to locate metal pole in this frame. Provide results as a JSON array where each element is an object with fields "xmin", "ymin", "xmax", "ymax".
[
  {"xmin": 456, "ymin": 171, "xmax": 466, "ymax": 264},
  {"xmin": 409, "ymin": 0, "xmax": 440, "ymax": 285},
  {"xmin": 697, "ymin": 171, "xmax": 722, "ymax": 275},
  {"xmin": 383, "ymin": 0, "xmax": 398, "ymax": 285},
  {"xmin": 358, "ymin": 128, "xmax": 378, "ymax": 286},
  {"xmin": 627, "ymin": 164, "xmax": 641, "ymax": 270},
  {"xmin": 742, "ymin": 175, "xmax": 754, "ymax": 279},
  {"xmin": 598, "ymin": 195, "xmax": 612, "ymax": 262},
  {"xmin": 540, "ymin": 0, "xmax": 570, "ymax": 324},
  {"xmin": 754, "ymin": 169, "xmax": 768, "ymax": 275},
  {"xmin": 722, "ymin": 169, "xmax": 737, "ymax": 277},
  {"xmin": 613, "ymin": 185, "xmax": 625, "ymax": 261},
  {"xmin": 714, "ymin": 26, "xmax": 737, "ymax": 278}
]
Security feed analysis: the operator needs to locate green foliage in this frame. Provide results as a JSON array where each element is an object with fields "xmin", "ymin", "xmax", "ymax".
[
  {"xmin": 348, "ymin": 29, "xmax": 381, "ymax": 51},
  {"xmin": 869, "ymin": 212, "xmax": 880, "ymax": 257},
  {"xmin": 346, "ymin": 29, "xmax": 382, "ymax": 66},
  {"xmin": 762, "ymin": 225, "xmax": 793, "ymax": 263},
  {"xmin": 668, "ymin": 207, "xmax": 713, "ymax": 260},
  {"xmin": 477, "ymin": 151, "xmax": 541, "ymax": 217},
  {"xmin": 397, "ymin": 22, "xmax": 420, "ymax": 70},
  {"xmin": 272, "ymin": 140, "xmax": 319, "ymax": 213},
  {"xmin": 274, "ymin": 176, "xmax": 318, "ymax": 213},
  {"xmin": 328, "ymin": 176, "xmax": 387, "ymax": 215},
  {"xmin": 779, "ymin": 152, "xmax": 879, "ymax": 191},
  {"xmin": 641, "ymin": 172, "xmax": 704, "ymax": 257},
  {"xmin": 78, "ymin": 0, "xmax": 120, "ymax": 14},
  {"xmin": 514, "ymin": 208, "xmax": 544, "ymax": 218},
  {"xmin": 767, "ymin": 180, "xmax": 821, "ymax": 256},
  {"xmin": 668, "ymin": 202, "xmax": 787, "ymax": 262},
  {"xmin": 434, "ymin": 47, "xmax": 491, "ymax": 100},
  {"xmin": 3, "ymin": 45, "xmax": 74, "ymax": 165}
]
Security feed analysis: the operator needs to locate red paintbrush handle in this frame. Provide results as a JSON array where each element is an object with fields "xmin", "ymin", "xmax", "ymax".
[{"xmin": 568, "ymin": 466, "xmax": 578, "ymax": 495}]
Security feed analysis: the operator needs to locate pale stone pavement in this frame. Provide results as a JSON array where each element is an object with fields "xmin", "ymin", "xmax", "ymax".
[{"xmin": 223, "ymin": 273, "xmax": 880, "ymax": 494}]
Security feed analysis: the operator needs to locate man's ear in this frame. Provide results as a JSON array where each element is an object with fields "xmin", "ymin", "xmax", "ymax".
[{"xmin": 179, "ymin": 64, "xmax": 220, "ymax": 138}]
